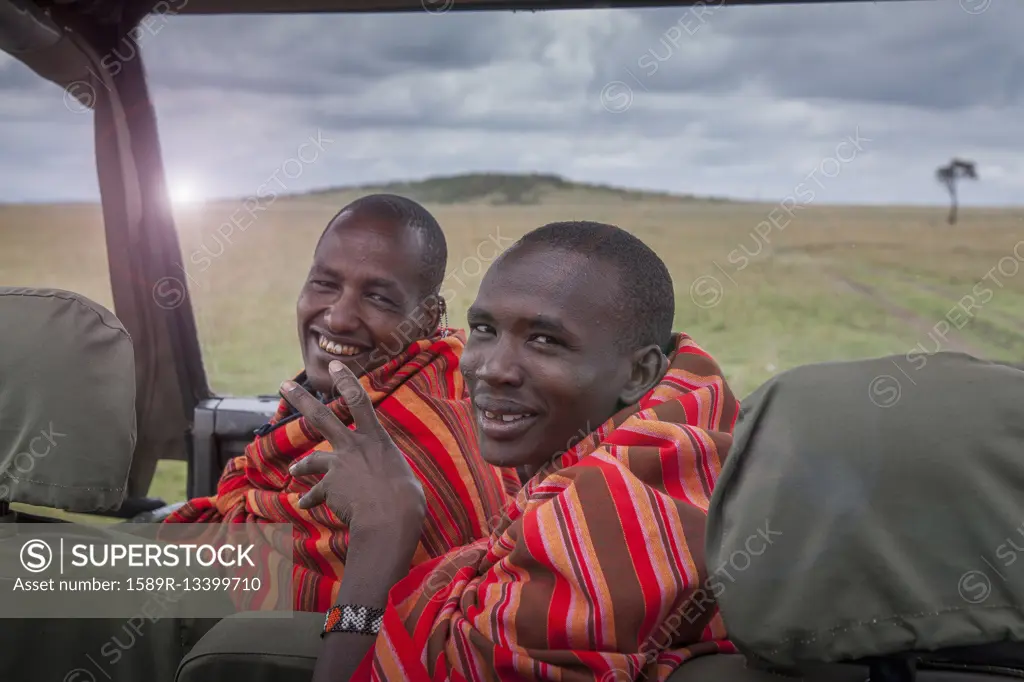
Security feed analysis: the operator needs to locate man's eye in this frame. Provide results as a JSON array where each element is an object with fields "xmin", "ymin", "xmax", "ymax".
[
  {"xmin": 470, "ymin": 324, "xmax": 493, "ymax": 335},
  {"xmin": 531, "ymin": 334, "xmax": 559, "ymax": 346}
]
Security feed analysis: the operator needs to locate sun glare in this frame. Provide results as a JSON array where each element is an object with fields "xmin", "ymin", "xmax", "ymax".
[{"xmin": 168, "ymin": 178, "xmax": 203, "ymax": 206}]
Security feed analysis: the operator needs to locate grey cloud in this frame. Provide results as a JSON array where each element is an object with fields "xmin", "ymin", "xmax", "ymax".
[
  {"xmin": 139, "ymin": 14, "xmax": 528, "ymax": 95},
  {"xmin": 0, "ymin": 61, "xmax": 47, "ymax": 92},
  {"xmin": 0, "ymin": 2, "xmax": 1022, "ymax": 204},
  {"xmin": 602, "ymin": 2, "xmax": 1024, "ymax": 111}
]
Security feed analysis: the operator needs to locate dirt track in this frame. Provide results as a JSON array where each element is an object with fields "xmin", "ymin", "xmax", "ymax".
[{"xmin": 822, "ymin": 269, "xmax": 987, "ymax": 358}]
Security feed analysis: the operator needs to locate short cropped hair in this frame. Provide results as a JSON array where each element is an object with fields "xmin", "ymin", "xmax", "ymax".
[
  {"xmin": 318, "ymin": 193, "xmax": 447, "ymax": 296},
  {"xmin": 510, "ymin": 220, "xmax": 675, "ymax": 352}
]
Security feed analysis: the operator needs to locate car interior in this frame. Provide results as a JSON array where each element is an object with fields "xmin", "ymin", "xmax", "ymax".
[{"xmin": 2, "ymin": 1, "xmax": 1023, "ymax": 681}]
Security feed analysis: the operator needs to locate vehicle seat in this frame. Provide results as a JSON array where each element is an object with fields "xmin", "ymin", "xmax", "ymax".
[
  {"xmin": 176, "ymin": 611, "xmax": 322, "ymax": 682},
  {"xmin": 667, "ymin": 647, "xmax": 1024, "ymax": 681},
  {"xmin": 0, "ymin": 287, "xmax": 197, "ymax": 682},
  {"xmin": 0, "ymin": 286, "xmax": 136, "ymax": 516},
  {"xmin": 691, "ymin": 353, "xmax": 1024, "ymax": 682}
]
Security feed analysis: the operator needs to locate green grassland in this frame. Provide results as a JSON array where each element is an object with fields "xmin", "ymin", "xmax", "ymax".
[{"xmin": 3, "ymin": 173, "xmax": 1022, "ymax": 504}]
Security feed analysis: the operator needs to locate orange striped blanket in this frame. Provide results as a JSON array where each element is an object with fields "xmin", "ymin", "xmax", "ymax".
[
  {"xmin": 359, "ymin": 333, "xmax": 739, "ymax": 681},
  {"xmin": 163, "ymin": 332, "xmax": 521, "ymax": 612}
]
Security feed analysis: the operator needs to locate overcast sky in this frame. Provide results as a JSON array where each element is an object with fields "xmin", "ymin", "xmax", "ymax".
[{"xmin": 1, "ymin": 0, "xmax": 1021, "ymax": 205}]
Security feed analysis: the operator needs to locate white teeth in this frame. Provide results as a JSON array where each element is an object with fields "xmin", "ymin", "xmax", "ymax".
[
  {"xmin": 481, "ymin": 410, "xmax": 530, "ymax": 422},
  {"xmin": 318, "ymin": 335, "xmax": 361, "ymax": 356}
]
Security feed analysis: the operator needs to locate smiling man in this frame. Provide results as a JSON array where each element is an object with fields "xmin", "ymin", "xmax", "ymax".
[
  {"xmin": 296, "ymin": 194, "xmax": 446, "ymax": 387},
  {"xmin": 283, "ymin": 220, "xmax": 741, "ymax": 682},
  {"xmin": 165, "ymin": 194, "xmax": 519, "ymax": 612},
  {"xmin": 464, "ymin": 226, "xmax": 676, "ymax": 476}
]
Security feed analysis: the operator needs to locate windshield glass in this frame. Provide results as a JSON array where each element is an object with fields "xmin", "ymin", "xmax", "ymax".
[
  {"xmin": 0, "ymin": 53, "xmax": 110, "ymax": 308},
  {"xmin": 138, "ymin": 3, "xmax": 1022, "ymax": 400}
]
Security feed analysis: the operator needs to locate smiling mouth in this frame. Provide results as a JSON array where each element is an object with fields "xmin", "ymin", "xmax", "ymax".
[
  {"xmin": 476, "ymin": 407, "xmax": 540, "ymax": 441},
  {"xmin": 316, "ymin": 333, "xmax": 368, "ymax": 357},
  {"xmin": 482, "ymin": 411, "xmax": 533, "ymax": 423}
]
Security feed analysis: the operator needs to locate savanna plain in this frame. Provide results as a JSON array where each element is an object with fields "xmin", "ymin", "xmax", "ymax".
[{"xmin": 3, "ymin": 182, "xmax": 1022, "ymax": 503}]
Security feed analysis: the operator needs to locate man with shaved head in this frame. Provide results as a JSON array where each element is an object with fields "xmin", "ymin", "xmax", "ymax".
[
  {"xmin": 299, "ymin": 194, "xmax": 450, "ymax": 387},
  {"xmin": 166, "ymin": 194, "xmax": 519, "ymax": 612}
]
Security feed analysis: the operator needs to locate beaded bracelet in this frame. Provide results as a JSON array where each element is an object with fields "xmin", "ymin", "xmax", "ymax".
[{"xmin": 322, "ymin": 604, "xmax": 385, "ymax": 638}]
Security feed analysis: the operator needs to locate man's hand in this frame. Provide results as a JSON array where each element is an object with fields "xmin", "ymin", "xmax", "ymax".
[
  {"xmin": 283, "ymin": 360, "xmax": 426, "ymax": 531},
  {"xmin": 284, "ymin": 361, "xmax": 429, "ymax": 682}
]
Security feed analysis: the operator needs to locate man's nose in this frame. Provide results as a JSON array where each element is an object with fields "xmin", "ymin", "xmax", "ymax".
[
  {"xmin": 473, "ymin": 337, "xmax": 523, "ymax": 387},
  {"xmin": 323, "ymin": 291, "xmax": 361, "ymax": 333}
]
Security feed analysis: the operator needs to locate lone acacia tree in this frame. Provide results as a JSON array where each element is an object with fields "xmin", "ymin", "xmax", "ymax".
[{"xmin": 936, "ymin": 158, "xmax": 978, "ymax": 225}]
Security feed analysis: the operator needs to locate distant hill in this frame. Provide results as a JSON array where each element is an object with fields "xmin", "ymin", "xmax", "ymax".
[{"xmin": 297, "ymin": 173, "xmax": 733, "ymax": 206}]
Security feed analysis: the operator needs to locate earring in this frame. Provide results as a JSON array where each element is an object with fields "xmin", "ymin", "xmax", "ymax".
[{"xmin": 439, "ymin": 298, "xmax": 450, "ymax": 338}]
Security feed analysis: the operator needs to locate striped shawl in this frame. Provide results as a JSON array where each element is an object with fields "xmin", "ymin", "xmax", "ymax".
[
  {"xmin": 163, "ymin": 332, "xmax": 521, "ymax": 612},
  {"xmin": 360, "ymin": 333, "xmax": 740, "ymax": 681}
]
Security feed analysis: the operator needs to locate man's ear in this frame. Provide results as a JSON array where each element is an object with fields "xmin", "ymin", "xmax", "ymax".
[
  {"xmin": 618, "ymin": 344, "xmax": 669, "ymax": 406},
  {"xmin": 423, "ymin": 293, "xmax": 444, "ymax": 334}
]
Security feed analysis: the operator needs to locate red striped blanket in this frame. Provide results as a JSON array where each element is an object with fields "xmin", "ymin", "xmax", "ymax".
[
  {"xmin": 163, "ymin": 332, "xmax": 521, "ymax": 612},
  {"xmin": 360, "ymin": 333, "xmax": 740, "ymax": 681}
]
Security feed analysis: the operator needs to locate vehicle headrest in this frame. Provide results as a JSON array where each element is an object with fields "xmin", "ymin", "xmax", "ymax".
[
  {"xmin": 706, "ymin": 352, "xmax": 1024, "ymax": 667},
  {"xmin": 0, "ymin": 287, "xmax": 136, "ymax": 512}
]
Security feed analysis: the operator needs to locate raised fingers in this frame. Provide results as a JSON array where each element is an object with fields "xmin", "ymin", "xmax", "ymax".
[
  {"xmin": 288, "ymin": 450, "xmax": 334, "ymax": 479},
  {"xmin": 328, "ymin": 361, "xmax": 383, "ymax": 435},
  {"xmin": 296, "ymin": 480, "xmax": 327, "ymax": 510},
  {"xmin": 280, "ymin": 379, "xmax": 351, "ymax": 449}
]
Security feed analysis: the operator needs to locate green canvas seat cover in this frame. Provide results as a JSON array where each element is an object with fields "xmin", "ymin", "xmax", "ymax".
[
  {"xmin": 0, "ymin": 287, "xmax": 136, "ymax": 511},
  {"xmin": 0, "ymin": 287, "xmax": 194, "ymax": 682},
  {"xmin": 705, "ymin": 352, "xmax": 1024, "ymax": 667},
  {"xmin": 176, "ymin": 612, "xmax": 322, "ymax": 682},
  {"xmin": 0, "ymin": 517, "xmax": 219, "ymax": 682}
]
